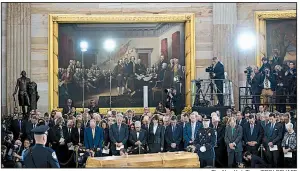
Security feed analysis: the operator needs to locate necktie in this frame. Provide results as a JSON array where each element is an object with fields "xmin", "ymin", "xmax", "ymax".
[
  {"xmin": 92, "ymin": 129, "xmax": 95, "ymax": 139},
  {"xmin": 232, "ymin": 128, "xmax": 234, "ymax": 135},
  {"xmin": 269, "ymin": 123, "xmax": 274, "ymax": 136},
  {"xmin": 118, "ymin": 124, "xmax": 121, "ymax": 132},
  {"xmin": 250, "ymin": 125, "xmax": 254, "ymax": 135},
  {"xmin": 191, "ymin": 124, "xmax": 195, "ymax": 140},
  {"xmin": 19, "ymin": 120, "xmax": 22, "ymax": 131},
  {"xmin": 137, "ymin": 132, "xmax": 139, "ymax": 139},
  {"xmin": 69, "ymin": 128, "xmax": 71, "ymax": 134},
  {"xmin": 172, "ymin": 126, "xmax": 175, "ymax": 137},
  {"xmin": 78, "ymin": 128, "xmax": 81, "ymax": 143},
  {"xmin": 265, "ymin": 76, "xmax": 269, "ymax": 88}
]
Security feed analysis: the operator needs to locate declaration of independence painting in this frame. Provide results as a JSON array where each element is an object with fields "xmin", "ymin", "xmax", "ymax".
[
  {"xmin": 266, "ymin": 19, "xmax": 296, "ymax": 66},
  {"xmin": 58, "ymin": 23, "xmax": 185, "ymax": 109}
]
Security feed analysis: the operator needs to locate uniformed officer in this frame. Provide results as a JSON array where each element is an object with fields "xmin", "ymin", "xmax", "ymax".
[
  {"xmin": 23, "ymin": 125, "xmax": 60, "ymax": 168},
  {"xmin": 194, "ymin": 118, "xmax": 216, "ymax": 168}
]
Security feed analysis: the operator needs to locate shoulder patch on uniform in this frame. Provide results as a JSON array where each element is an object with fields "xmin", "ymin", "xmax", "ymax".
[{"xmin": 52, "ymin": 152, "xmax": 57, "ymax": 160}]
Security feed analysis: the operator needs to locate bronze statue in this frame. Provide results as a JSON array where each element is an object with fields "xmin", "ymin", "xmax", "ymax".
[
  {"xmin": 13, "ymin": 71, "xmax": 31, "ymax": 114},
  {"xmin": 28, "ymin": 81, "xmax": 39, "ymax": 111}
]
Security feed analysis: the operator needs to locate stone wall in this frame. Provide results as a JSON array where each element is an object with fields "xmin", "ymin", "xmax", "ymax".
[
  {"xmin": 1, "ymin": 3, "xmax": 7, "ymax": 114},
  {"xmin": 1, "ymin": 3, "xmax": 296, "ymax": 113}
]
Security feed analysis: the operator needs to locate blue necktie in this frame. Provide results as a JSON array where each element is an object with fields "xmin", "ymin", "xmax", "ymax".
[
  {"xmin": 172, "ymin": 126, "xmax": 176, "ymax": 137},
  {"xmin": 269, "ymin": 124, "xmax": 274, "ymax": 136},
  {"xmin": 19, "ymin": 120, "xmax": 22, "ymax": 131},
  {"xmin": 250, "ymin": 125, "xmax": 254, "ymax": 135}
]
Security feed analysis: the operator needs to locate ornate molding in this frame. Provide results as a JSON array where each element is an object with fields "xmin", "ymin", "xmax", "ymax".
[
  {"xmin": 51, "ymin": 14, "xmax": 193, "ymax": 23},
  {"xmin": 48, "ymin": 13, "xmax": 196, "ymax": 111},
  {"xmin": 254, "ymin": 10, "xmax": 296, "ymax": 67},
  {"xmin": 255, "ymin": 10, "xmax": 296, "ymax": 19}
]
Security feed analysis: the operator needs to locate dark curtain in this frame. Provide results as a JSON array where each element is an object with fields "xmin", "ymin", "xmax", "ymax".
[
  {"xmin": 161, "ymin": 38, "xmax": 168, "ymax": 60},
  {"xmin": 58, "ymin": 33, "xmax": 75, "ymax": 67},
  {"xmin": 172, "ymin": 31, "xmax": 180, "ymax": 60}
]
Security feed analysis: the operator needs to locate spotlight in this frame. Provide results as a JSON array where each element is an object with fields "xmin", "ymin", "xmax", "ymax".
[{"xmin": 237, "ymin": 33, "xmax": 256, "ymax": 50}]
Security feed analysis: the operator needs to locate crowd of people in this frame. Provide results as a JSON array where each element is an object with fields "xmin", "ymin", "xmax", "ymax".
[
  {"xmin": 249, "ymin": 55, "xmax": 296, "ymax": 112},
  {"xmin": 1, "ymin": 97, "xmax": 297, "ymax": 168}
]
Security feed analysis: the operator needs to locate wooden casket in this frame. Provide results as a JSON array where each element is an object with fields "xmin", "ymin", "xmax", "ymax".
[{"xmin": 86, "ymin": 151, "xmax": 200, "ymax": 168}]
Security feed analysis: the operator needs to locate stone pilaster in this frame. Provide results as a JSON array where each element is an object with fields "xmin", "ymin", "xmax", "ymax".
[
  {"xmin": 6, "ymin": 3, "xmax": 31, "ymax": 114},
  {"xmin": 213, "ymin": 3, "xmax": 239, "ymax": 107}
]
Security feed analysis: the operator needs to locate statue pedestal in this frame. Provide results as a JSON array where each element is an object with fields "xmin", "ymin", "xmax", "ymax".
[{"xmin": 86, "ymin": 151, "xmax": 200, "ymax": 168}]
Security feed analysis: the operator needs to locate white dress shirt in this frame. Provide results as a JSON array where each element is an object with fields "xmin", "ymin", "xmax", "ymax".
[{"xmin": 153, "ymin": 124, "xmax": 158, "ymax": 134}]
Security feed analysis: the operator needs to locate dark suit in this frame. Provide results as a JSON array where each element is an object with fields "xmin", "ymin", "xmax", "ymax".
[
  {"xmin": 129, "ymin": 129, "xmax": 147, "ymax": 154},
  {"xmin": 263, "ymin": 122, "xmax": 283, "ymax": 167},
  {"xmin": 213, "ymin": 61, "xmax": 225, "ymax": 106},
  {"xmin": 183, "ymin": 122, "xmax": 202, "ymax": 148},
  {"xmin": 250, "ymin": 154, "xmax": 268, "ymax": 168},
  {"xmin": 109, "ymin": 123, "xmax": 129, "ymax": 155},
  {"xmin": 141, "ymin": 123, "xmax": 151, "ymax": 134},
  {"xmin": 224, "ymin": 125, "xmax": 243, "ymax": 167},
  {"xmin": 250, "ymin": 73, "xmax": 263, "ymax": 112},
  {"xmin": 165, "ymin": 124, "xmax": 182, "ymax": 152},
  {"xmin": 236, "ymin": 119, "xmax": 247, "ymax": 128},
  {"xmin": 84, "ymin": 127, "xmax": 103, "ymax": 157},
  {"xmin": 243, "ymin": 123, "xmax": 263, "ymax": 155},
  {"xmin": 71, "ymin": 127, "xmax": 84, "ymax": 145},
  {"xmin": 25, "ymin": 122, "xmax": 37, "ymax": 143},
  {"xmin": 211, "ymin": 123, "xmax": 226, "ymax": 168},
  {"xmin": 259, "ymin": 63, "xmax": 272, "ymax": 74},
  {"xmin": 11, "ymin": 119, "xmax": 25, "ymax": 141},
  {"xmin": 51, "ymin": 125, "xmax": 68, "ymax": 163},
  {"xmin": 147, "ymin": 124, "xmax": 164, "ymax": 153}
]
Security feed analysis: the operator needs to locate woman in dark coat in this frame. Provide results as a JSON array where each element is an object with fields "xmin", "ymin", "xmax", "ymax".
[
  {"xmin": 101, "ymin": 120, "xmax": 110, "ymax": 156},
  {"xmin": 147, "ymin": 114, "xmax": 165, "ymax": 153}
]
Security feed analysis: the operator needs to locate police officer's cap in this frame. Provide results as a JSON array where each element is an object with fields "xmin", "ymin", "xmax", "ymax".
[{"xmin": 31, "ymin": 125, "xmax": 49, "ymax": 135}]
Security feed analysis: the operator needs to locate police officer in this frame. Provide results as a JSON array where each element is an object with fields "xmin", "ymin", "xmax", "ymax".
[
  {"xmin": 23, "ymin": 125, "xmax": 60, "ymax": 168},
  {"xmin": 194, "ymin": 118, "xmax": 216, "ymax": 168}
]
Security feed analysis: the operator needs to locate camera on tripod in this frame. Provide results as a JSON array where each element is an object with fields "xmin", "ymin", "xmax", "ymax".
[
  {"xmin": 244, "ymin": 66, "xmax": 253, "ymax": 82},
  {"xmin": 206, "ymin": 65, "xmax": 214, "ymax": 78}
]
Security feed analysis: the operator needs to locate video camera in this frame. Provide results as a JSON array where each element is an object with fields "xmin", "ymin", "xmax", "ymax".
[
  {"xmin": 244, "ymin": 66, "xmax": 253, "ymax": 82},
  {"xmin": 205, "ymin": 65, "xmax": 214, "ymax": 78},
  {"xmin": 164, "ymin": 88, "xmax": 173, "ymax": 94}
]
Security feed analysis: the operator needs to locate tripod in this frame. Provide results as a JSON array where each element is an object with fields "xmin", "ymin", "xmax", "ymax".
[
  {"xmin": 193, "ymin": 81, "xmax": 209, "ymax": 107},
  {"xmin": 204, "ymin": 79, "xmax": 218, "ymax": 107}
]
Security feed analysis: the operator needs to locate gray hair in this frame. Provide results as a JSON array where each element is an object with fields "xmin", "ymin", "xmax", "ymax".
[
  {"xmin": 135, "ymin": 121, "xmax": 141, "ymax": 127},
  {"xmin": 286, "ymin": 123, "xmax": 293, "ymax": 129},
  {"xmin": 116, "ymin": 113, "xmax": 123, "ymax": 119}
]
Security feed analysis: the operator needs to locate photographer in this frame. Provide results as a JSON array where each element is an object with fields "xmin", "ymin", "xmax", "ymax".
[
  {"xmin": 211, "ymin": 57, "xmax": 225, "ymax": 106},
  {"xmin": 273, "ymin": 65, "xmax": 286, "ymax": 113},
  {"xmin": 259, "ymin": 57, "xmax": 272, "ymax": 74},
  {"xmin": 249, "ymin": 66, "xmax": 263, "ymax": 112},
  {"xmin": 285, "ymin": 61, "xmax": 296, "ymax": 110},
  {"xmin": 260, "ymin": 68, "xmax": 275, "ymax": 107},
  {"xmin": 11, "ymin": 140, "xmax": 23, "ymax": 168},
  {"xmin": 165, "ymin": 88, "xmax": 180, "ymax": 115}
]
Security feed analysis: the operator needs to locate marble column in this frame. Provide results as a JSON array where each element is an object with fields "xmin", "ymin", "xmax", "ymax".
[
  {"xmin": 212, "ymin": 3, "xmax": 239, "ymax": 107},
  {"xmin": 6, "ymin": 3, "xmax": 31, "ymax": 114}
]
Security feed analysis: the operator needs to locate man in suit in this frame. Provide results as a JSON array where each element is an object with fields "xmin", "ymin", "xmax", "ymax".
[
  {"xmin": 11, "ymin": 113, "xmax": 25, "ymax": 141},
  {"xmin": 243, "ymin": 115, "xmax": 263, "ymax": 156},
  {"xmin": 236, "ymin": 111, "xmax": 247, "ymax": 128},
  {"xmin": 285, "ymin": 61, "xmax": 296, "ymax": 110},
  {"xmin": 165, "ymin": 115, "xmax": 182, "ymax": 152},
  {"xmin": 183, "ymin": 113, "xmax": 202, "ymax": 149},
  {"xmin": 141, "ymin": 115, "xmax": 151, "ymax": 133},
  {"xmin": 262, "ymin": 113, "xmax": 283, "ymax": 167},
  {"xmin": 194, "ymin": 118, "xmax": 216, "ymax": 168},
  {"xmin": 25, "ymin": 115, "xmax": 38, "ymax": 144},
  {"xmin": 225, "ymin": 117, "xmax": 243, "ymax": 168},
  {"xmin": 211, "ymin": 115, "xmax": 226, "ymax": 168},
  {"xmin": 84, "ymin": 119, "xmax": 103, "ymax": 157},
  {"xmin": 109, "ymin": 114, "xmax": 129, "ymax": 155},
  {"xmin": 249, "ymin": 66, "xmax": 263, "ymax": 112},
  {"xmin": 129, "ymin": 121, "xmax": 147, "ymax": 154},
  {"xmin": 211, "ymin": 57, "xmax": 225, "ymax": 106}
]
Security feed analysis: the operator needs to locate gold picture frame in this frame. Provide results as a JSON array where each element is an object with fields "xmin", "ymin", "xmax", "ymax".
[
  {"xmin": 254, "ymin": 10, "xmax": 296, "ymax": 66},
  {"xmin": 48, "ymin": 14, "xmax": 196, "ymax": 112}
]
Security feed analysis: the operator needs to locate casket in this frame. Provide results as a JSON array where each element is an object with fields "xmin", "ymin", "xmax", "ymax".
[{"xmin": 86, "ymin": 151, "xmax": 200, "ymax": 168}]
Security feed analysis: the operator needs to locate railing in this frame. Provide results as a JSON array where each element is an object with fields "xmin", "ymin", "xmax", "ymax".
[
  {"xmin": 239, "ymin": 87, "xmax": 297, "ymax": 112},
  {"xmin": 191, "ymin": 79, "xmax": 234, "ymax": 107}
]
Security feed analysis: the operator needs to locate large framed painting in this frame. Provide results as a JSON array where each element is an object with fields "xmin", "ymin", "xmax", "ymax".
[
  {"xmin": 255, "ymin": 10, "xmax": 296, "ymax": 66},
  {"xmin": 48, "ymin": 14, "xmax": 195, "ymax": 113}
]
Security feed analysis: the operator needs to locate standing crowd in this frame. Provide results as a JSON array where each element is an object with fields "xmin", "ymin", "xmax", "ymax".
[{"xmin": 1, "ymin": 98, "xmax": 297, "ymax": 168}]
